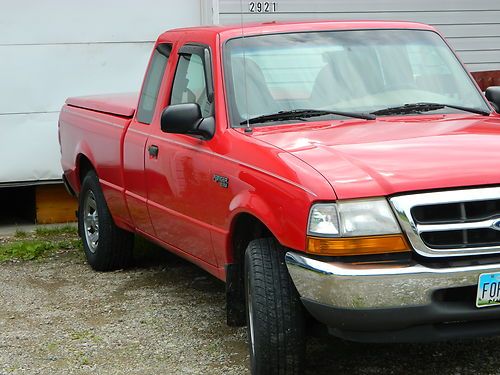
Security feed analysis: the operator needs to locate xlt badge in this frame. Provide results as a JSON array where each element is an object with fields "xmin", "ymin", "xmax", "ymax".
[{"xmin": 213, "ymin": 174, "xmax": 229, "ymax": 188}]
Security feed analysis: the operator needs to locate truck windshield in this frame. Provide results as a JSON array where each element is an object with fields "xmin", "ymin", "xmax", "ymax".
[{"xmin": 224, "ymin": 29, "xmax": 489, "ymax": 127}]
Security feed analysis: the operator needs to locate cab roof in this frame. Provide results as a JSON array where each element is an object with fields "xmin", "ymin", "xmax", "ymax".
[{"xmin": 158, "ymin": 20, "xmax": 436, "ymax": 42}]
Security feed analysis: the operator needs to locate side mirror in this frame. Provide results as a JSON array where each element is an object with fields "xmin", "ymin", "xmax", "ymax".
[
  {"xmin": 485, "ymin": 86, "xmax": 500, "ymax": 112},
  {"xmin": 160, "ymin": 103, "xmax": 214, "ymax": 139}
]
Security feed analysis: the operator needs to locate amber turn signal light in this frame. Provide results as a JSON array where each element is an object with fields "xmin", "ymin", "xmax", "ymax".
[{"xmin": 306, "ymin": 234, "xmax": 410, "ymax": 256}]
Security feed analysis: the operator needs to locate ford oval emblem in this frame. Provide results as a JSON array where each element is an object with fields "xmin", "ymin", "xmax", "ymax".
[{"xmin": 492, "ymin": 219, "xmax": 500, "ymax": 231}]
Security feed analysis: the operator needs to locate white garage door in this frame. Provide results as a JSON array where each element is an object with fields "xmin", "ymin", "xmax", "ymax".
[{"xmin": 0, "ymin": 0, "xmax": 204, "ymax": 185}]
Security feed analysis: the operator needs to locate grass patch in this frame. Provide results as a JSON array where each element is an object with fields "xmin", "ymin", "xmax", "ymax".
[
  {"xmin": 70, "ymin": 329, "xmax": 102, "ymax": 342},
  {"xmin": 34, "ymin": 224, "xmax": 77, "ymax": 237},
  {"xmin": 0, "ymin": 225, "xmax": 81, "ymax": 262},
  {"xmin": 0, "ymin": 241, "xmax": 55, "ymax": 261},
  {"xmin": 46, "ymin": 342, "xmax": 58, "ymax": 352},
  {"xmin": 14, "ymin": 229, "xmax": 28, "ymax": 238},
  {"xmin": 0, "ymin": 239, "xmax": 81, "ymax": 262}
]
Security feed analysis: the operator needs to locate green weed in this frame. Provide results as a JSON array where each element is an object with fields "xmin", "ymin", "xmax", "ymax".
[
  {"xmin": 13, "ymin": 229, "xmax": 28, "ymax": 238},
  {"xmin": 0, "ymin": 237, "xmax": 81, "ymax": 262},
  {"xmin": 0, "ymin": 241, "xmax": 56, "ymax": 262},
  {"xmin": 34, "ymin": 225, "xmax": 77, "ymax": 237},
  {"xmin": 70, "ymin": 330, "xmax": 102, "ymax": 342}
]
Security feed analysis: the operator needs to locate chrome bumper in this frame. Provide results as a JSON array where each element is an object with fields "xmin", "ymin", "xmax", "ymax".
[{"xmin": 285, "ymin": 252, "xmax": 500, "ymax": 310}]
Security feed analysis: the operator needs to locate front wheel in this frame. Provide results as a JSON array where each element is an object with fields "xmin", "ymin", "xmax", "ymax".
[
  {"xmin": 78, "ymin": 170, "xmax": 134, "ymax": 271},
  {"xmin": 244, "ymin": 238, "xmax": 306, "ymax": 375}
]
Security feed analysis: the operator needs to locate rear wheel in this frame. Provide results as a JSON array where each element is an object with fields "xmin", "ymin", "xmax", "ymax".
[
  {"xmin": 78, "ymin": 170, "xmax": 133, "ymax": 271},
  {"xmin": 244, "ymin": 238, "xmax": 306, "ymax": 375}
]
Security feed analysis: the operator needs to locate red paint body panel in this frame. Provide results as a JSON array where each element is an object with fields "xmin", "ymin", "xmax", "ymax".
[
  {"xmin": 122, "ymin": 124, "xmax": 154, "ymax": 235},
  {"xmin": 66, "ymin": 93, "xmax": 138, "ymax": 117},
  {"xmin": 58, "ymin": 21, "xmax": 499, "ymax": 281},
  {"xmin": 157, "ymin": 20, "xmax": 436, "ymax": 43},
  {"xmin": 143, "ymin": 32, "xmax": 219, "ymax": 266},
  {"xmin": 59, "ymin": 105, "xmax": 134, "ymax": 228},
  {"xmin": 253, "ymin": 113, "xmax": 500, "ymax": 199}
]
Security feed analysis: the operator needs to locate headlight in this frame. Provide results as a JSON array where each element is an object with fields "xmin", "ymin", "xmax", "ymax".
[
  {"xmin": 308, "ymin": 204, "xmax": 340, "ymax": 236},
  {"xmin": 308, "ymin": 198, "xmax": 400, "ymax": 237},
  {"xmin": 307, "ymin": 199, "xmax": 409, "ymax": 256}
]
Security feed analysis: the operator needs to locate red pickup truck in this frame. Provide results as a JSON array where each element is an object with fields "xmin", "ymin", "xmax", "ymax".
[{"xmin": 59, "ymin": 21, "xmax": 500, "ymax": 374}]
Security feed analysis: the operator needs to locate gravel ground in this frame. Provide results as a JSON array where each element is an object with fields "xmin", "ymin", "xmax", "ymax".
[{"xmin": 1, "ymin": 236, "xmax": 500, "ymax": 375}]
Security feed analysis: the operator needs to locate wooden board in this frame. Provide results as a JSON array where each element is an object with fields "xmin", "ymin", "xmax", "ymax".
[
  {"xmin": 472, "ymin": 70, "xmax": 500, "ymax": 91},
  {"xmin": 36, "ymin": 184, "xmax": 77, "ymax": 224}
]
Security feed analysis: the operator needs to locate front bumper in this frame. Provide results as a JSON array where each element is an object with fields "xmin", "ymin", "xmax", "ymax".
[{"xmin": 285, "ymin": 252, "xmax": 500, "ymax": 342}]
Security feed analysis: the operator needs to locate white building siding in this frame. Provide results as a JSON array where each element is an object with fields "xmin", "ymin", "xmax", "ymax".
[
  {"xmin": 1, "ymin": 0, "xmax": 499, "ymax": 184},
  {"xmin": 0, "ymin": 0, "xmax": 203, "ymax": 184},
  {"xmin": 217, "ymin": 0, "xmax": 500, "ymax": 72}
]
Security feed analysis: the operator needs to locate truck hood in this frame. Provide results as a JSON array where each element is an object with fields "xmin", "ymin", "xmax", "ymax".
[{"xmin": 252, "ymin": 114, "xmax": 500, "ymax": 199}]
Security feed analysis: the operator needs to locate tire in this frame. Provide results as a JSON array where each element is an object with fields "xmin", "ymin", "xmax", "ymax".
[
  {"xmin": 244, "ymin": 238, "xmax": 306, "ymax": 375},
  {"xmin": 78, "ymin": 170, "xmax": 134, "ymax": 271}
]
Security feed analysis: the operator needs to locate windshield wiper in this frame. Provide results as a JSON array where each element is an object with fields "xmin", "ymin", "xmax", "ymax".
[
  {"xmin": 371, "ymin": 102, "xmax": 490, "ymax": 116},
  {"xmin": 240, "ymin": 109, "xmax": 375, "ymax": 125}
]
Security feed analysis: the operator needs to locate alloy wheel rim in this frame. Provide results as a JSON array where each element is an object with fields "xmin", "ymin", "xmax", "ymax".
[{"xmin": 83, "ymin": 190, "xmax": 99, "ymax": 253}]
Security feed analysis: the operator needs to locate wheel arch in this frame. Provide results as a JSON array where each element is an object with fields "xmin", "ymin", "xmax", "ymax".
[
  {"xmin": 71, "ymin": 136, "xmax": 97, "ymax": 188},
  {"xmin": 226, "ymin": 189, "xmax": 294, "ymax": 260},
  {"xmin": 229, "ymin": 211, "xmax": 274, "ymax": 266},
  {"xmin": 76, "ymin": 153, "xmax": 97, "ymax": 188},
  {"xmin": 225, "ymin": 210, "xmax": 276, "ymax": 327}
]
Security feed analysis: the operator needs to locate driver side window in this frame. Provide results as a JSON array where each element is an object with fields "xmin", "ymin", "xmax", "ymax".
[{"xmin": 171, "ymin": 53, "xmax": 212, "ymax": 117}]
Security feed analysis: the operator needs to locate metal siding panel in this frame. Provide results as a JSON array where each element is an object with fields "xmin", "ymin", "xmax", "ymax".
[
  {"xmin": 220, "ymin": 10, "xmax": 500, "ymax": 25},
  {"xmin": 218, "ymin": 1, "xmax": 500, "ymax": 71},
  {"xmin": 436, "ymin": 24, "xmax": 500, "ymax": 38},
  {"xmin": 0, "ymin": 43, "xmax": 153, "ymax": 114},
  {"xmin": 0, "ymin": 113, "xmax": 61, "ymax": 183},
  {"xmin": 467, "ymin": 63, "xmax": 500, "ymax": 72},
  {"xmin": 0, "ymin": 0, "xmax": 202, "ymax": 45},
  {"xmin": 459, "ymin": 50, "xmax": 500, "ymax": 64},
  {"xmin": 219, "ymin": 0, "xmax": 500, "ymax": 13},
  {"xmin": 449, "ymin": 37, "xmax": 500, "ymax": 51}
]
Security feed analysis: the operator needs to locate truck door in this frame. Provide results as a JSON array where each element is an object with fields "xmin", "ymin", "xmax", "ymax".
[
  {"xmin": 145, "ymin": 44, "xmax": 217, "ymax": 265},
  {"xmin": 123, "ymin": 44, "xmax": 172, "ymax": 236}
]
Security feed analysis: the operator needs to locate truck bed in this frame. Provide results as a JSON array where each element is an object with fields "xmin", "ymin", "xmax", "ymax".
[
  {"xmin": 60, "ymin": 93, "xmax": 138, "ymax": 227},
  {"xmin": 65, "ymin": 92, "xmax": 138, "ymax": 117}
]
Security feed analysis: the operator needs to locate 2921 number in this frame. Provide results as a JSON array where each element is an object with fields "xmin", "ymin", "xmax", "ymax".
[{"xmin": 249, "ymin": 1, "xmax": 277, "ymax": 13}]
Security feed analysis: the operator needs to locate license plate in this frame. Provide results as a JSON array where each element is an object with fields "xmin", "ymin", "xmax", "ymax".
[{"xmin": 476, "ymin": 272, "xmax": 500, "ymax": 308}]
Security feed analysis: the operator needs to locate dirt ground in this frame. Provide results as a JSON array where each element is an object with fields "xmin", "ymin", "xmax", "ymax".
[{"xmin": 1, "ymin": 236, "xmax": 500, "ymax": 375}]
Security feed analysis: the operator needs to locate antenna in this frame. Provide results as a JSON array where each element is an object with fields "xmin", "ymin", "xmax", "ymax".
[{"xmin": 239, "ymin": 0, "xmax": 251, "ymax": 131}]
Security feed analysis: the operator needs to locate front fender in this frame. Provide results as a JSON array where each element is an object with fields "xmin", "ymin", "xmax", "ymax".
[{"xmin": 227, "ymin": 187, "xmax": 309, "ymax": 253}]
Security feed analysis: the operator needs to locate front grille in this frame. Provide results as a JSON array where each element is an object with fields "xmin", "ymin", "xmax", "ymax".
[
  {"xmin": 421, "ymin": 227, "xmax": 500, "ymax": 249},
  {"xmin": 413, "ymin": 199, "xmax": 500, "ymax": 249},
  {"xmin": 412, "ymin": 200, "xmax": 500, "ymax": 224},
  {"xmin": 390, "ymin": 187, "xmax": 500, "ymax": 257}
]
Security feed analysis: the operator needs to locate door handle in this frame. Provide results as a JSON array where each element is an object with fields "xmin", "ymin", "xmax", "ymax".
[{"xmin": 148, "ymin": 145, "xmax": 159, "ymax": 158}]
